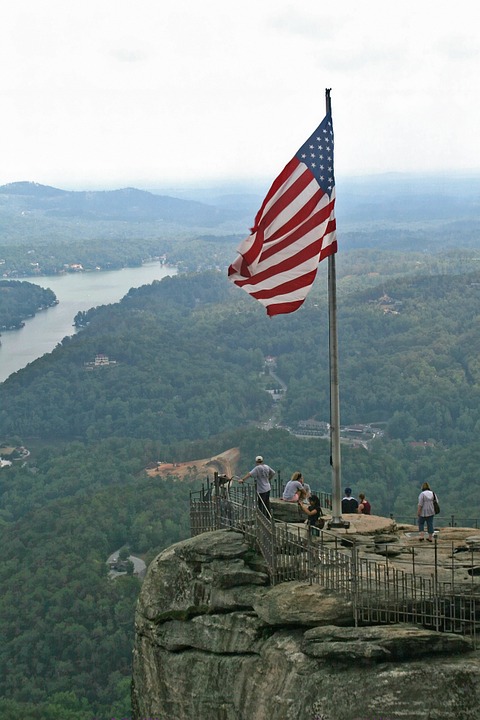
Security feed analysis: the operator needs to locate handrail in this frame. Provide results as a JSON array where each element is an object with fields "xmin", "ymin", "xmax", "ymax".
[{"xmin": 190, "ymin": 477, "xmax": 480, "ymax": 646}]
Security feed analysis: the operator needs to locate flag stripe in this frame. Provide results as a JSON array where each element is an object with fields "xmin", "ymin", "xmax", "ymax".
[
  {"xmin": 258, "ymin": 162, "xmax": 314, "ymax": 233},
  {"xmin": 228, "ymin": 112, "xmax": 337, "ymax": 316},
  {"xmin": 260, "ymin": 194, "xmax": 335, "ymax": 262},
  {"xmin": 251, "ymin": 157, "xmax": 300, "ymax": 230},
  {"xmin": 266, "ymin": 300, "xmax": 305, "ymax": 316},
  {"xmin": 234, "ymin": 193, "xmax": 336, "ymax": 287},
  {"xmin": 235, "ymin": 226, "xmax": 329, "ymax": 289},
  {"xmin": 250, "ymin": 269, "xmax": 319, "ymax": 300},
  {"xmin": 233, "ymin": 189, "xmax": 334, "ymax": 283},
  {"xmin": 242, "ymin": 161, "xmax": 309, "ymax": 269}
]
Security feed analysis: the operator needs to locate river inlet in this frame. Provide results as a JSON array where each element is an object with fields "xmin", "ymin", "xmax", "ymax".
[{"xmin": 0, "ymin": 263, "xmax": 176, "ymax": 383}]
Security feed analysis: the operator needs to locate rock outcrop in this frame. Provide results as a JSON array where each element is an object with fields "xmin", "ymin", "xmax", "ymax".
[{"xmin": 132, "ymin": 529, "xmax": 480, "ymax": 720}]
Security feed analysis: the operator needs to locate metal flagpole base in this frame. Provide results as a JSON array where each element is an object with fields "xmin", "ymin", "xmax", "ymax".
[{"xmin": 327, "ymin": 519, "xmax": 350, "ymax": 529}]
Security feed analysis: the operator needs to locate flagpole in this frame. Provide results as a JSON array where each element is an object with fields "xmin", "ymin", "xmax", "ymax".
[{"xmin": 325, "ymin": 89, "xmax": 348, "ymax": 529}]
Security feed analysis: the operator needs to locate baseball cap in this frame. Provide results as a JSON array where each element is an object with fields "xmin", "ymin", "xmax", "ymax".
[{"xmin": 255, "ymin": 455, "xmax": 263, "ymax": 463}]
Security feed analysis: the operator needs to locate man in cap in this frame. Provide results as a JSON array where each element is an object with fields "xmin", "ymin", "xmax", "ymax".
[
  {"xmin": 341, "ymin": 487, "xmax": 359, "ymax": 514},
  {"xmin": 239, "ymin": 455, "xmax": 275, "ymax": 516}
]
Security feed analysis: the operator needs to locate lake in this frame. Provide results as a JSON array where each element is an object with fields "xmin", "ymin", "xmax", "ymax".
[{"xmin": 0, "ymin": 263, "xmax": 176, "ymax": 383}]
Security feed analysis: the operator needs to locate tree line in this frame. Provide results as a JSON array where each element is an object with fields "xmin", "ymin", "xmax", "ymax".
[
  {"xmin": 3, "ymin": 262, "xmax": 480, "ymax": 717},
  {"xmin": 1, "ymin": 423, "xmax": 477, "ymax": 720},
  {"xmin": 3, "ymin": 268, "xmax": 480, "ymax": 447},
  {"xmin": 0, "ymin": 281, "xmax": 57, "ymax": 330}
]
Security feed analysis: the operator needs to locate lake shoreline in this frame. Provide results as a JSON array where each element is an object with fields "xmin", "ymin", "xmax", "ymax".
[
  {"xmin": 0, "ymin": 262, "xmax": 177, "ymax": 383},
  {"xmin": 0, "ymin": 261, "xmax": 176, "ymax": 333}
]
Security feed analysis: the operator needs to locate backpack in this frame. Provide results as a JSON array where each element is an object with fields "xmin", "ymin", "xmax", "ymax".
[{"xmin": 308, "ymin": 515, "xmax": 325, "ymax": 532}]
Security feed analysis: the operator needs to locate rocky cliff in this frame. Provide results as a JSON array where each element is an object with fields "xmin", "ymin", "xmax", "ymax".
[{"xmin": 132, "ymin": 529, "xmax": 480, "ymax": 720}]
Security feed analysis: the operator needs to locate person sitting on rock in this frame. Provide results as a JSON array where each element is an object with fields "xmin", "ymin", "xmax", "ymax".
[
  {"xmin": 302, "ymin": 481, "xmax": 312, "ymax": 501},
  {"xmin": 341, "ymin": 487, "xmax": 359, "ymax": 513},
  {"xmin": 282, "ymin": 471, "xmax": 307, "ymax": 503},
  {"xmin": 357, "ymin": 493, "xmax": 371, "ymax": 515}
]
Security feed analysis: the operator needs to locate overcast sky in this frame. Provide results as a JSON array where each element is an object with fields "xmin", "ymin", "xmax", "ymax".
[{"xmin": 1, "ymin": 0, "xmax": 479, "ymax": 190}]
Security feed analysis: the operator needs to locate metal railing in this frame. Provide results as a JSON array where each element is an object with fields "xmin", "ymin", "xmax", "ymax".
[
  {"xmin": 190, "ymin": 476, "xmax": 480, "ymax": 645},
  {"xmin": 393, "ymin": 514, "xmax": 479, "ymax": 529}
]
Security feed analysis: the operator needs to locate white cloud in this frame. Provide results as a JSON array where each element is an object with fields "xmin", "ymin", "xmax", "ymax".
[
  {"xmin": 0, "ymin": 0, "xmax": 479, "ymax": 188},
  {"xmin": 267, "ymin": 6, "xmax": 339, "ymax": 40}
]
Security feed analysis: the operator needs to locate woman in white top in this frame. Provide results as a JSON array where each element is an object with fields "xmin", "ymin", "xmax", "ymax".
[
  {"xmin": 282, "ymin": 471, "xmax": 307, "ymax": 502},
  {"xmin": 417, "ymin": 482, "xmax": 436, "ymax": 542}
]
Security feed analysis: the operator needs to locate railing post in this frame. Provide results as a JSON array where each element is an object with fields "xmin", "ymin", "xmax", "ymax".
[
  {"xmin": 307, "ymin": 525, "xmax": 313, "ymax": 585},
  {"xmin": 412, "ymin": 544, "xmax": 416, "ymax": 582},
  {"xmin": 351, "ymin": 539, "xmax": 358, "ymax": 627},
  {"xmin": 451, "ymin": 541, "xmax": 455, "ymax": 594},
  {"xmin": 213, "ymin": 471, "xmax": 220, "ymax": 529},
  {"xmin": 471, "ymin": 546, "xmax": 475, "ymax": 592},
  {"xmin": 385, "ymin": 550, "xmax": 390, "ymax": 611},
  {"xmin": 270, "ymin": 510, "xmax": 277, "ymax": 585},
  {"xmin": 433, "ymin": 535, "xmax": 440, "ymax": 632}
]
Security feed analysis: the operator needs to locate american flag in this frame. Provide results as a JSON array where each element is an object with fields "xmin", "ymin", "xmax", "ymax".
[{"xmin": 228, "ymin": 113, "xmax": 337, "ymax": 316}]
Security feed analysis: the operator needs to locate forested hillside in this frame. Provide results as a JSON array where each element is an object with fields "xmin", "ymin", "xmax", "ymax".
[
  {"xmin": 3, "ymin": 269, "xmax": 480, "ymax": 448},
  {"xmin": 0, "ymin": 437, "xmax": 197, "ymax": 720},
  {"xmin": 0, "ymin": 280, "xmax": 57, "ymax": 330},
  {"xmin": 2, "ymin": 176, "xmax": 480, "ymax": 278},
  {"xmin": 0, "ymin": 273, "xmax": 271, "ymax": 441},
  {"xmin": 2, "ymin": 180, "xmax": 480, "ymax": 718},
  {"xmin": 3, "ymin": 265, "xmax": 480, "ymax": 717},
  {"xmin": 280, "ymin": 272, "xmax": 480, "ymax": 446},
  {"xmin": 0, "ymin": 181, "xmax": 249, "ymax": 277},
  {"xmin": 2, "ymin": 423, "xmax": 480, "ymax": 717}
]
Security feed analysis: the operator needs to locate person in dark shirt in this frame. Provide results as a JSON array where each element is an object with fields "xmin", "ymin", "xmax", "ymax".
[
  {"xmin": 341, "ymin": 487, "xmax": 359, "ymax": 513},
  {"xmin": 298, "ymin": 494, "xmax": 324, "ymax": 535}
]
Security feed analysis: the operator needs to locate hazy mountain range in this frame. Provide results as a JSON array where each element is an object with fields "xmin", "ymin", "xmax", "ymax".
[
  {"xmin": 0, "ymin": 181, "xmax": 245, "ymax": 226},
  {"xmin": 1, "ymin": 173, "xmax": 479, "ymax": 229}
]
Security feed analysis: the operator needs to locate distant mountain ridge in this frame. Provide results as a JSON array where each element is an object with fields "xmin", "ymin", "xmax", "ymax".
[
  {"xmin": 1, "ymin": 173, "xmax": 479, "ymax": 230},
  {"xmin": 0, "ymin": 181, "xmax": 244, "ymax": 226},
  {"xmin": 0, "ymin": 181, "xmax": 68, "ymax": 197}
]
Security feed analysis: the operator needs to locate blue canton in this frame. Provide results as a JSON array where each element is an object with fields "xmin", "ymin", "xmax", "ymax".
[{"xmin": 295, "ymin": 113, "xmax": 335, "ymax": 195}]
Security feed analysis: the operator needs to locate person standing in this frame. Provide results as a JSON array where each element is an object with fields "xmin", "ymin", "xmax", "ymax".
[
  {"xmin": 418, "ymin": 482, "xmax": 436, "ymax": 542},
  {"xmin": 239, "ymin": 455, "xmax": 275, "ymax": 516},
  {"xmin": 341, "ymin": 488, "xmax": 358, "ymax": 513}
]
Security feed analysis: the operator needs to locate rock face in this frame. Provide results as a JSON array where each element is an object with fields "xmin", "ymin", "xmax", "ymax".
[
  {"xmin": 132, "ymin": 529, "xmax": 480, "ymax": 720},
  {"xmin": 270, "ymin": 497, "xmax": 307, "ymax": 523}
]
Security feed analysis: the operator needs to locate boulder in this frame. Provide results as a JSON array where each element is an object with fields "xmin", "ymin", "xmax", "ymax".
[
  {"xmin": 253, "ymin": 581, "xmax": 354, "ymax": 627},
  {"xmin": 302, "ymin": 624, "xmax": 473, "ymax": 661},
  {"xmin": 154, "ymin": 611, "xmax": 266, "ymax": 654},
  {"xmin": 132, "ymin": 527, "xmax": 480, "ymax": 720},
  {"xmin": 270, "ymin": 497, "xmax": 306, "ymax": 523},
  {"xmin": 465, "ymin": 535, "xmax": 480, "ymax": 550},
  {"xmin": 338, "ymin": 513, "xmax": 397, "ymax": 535},
  {"xmin": 136, "ymin": 530, "xmax": 269, "ymax": 623}
]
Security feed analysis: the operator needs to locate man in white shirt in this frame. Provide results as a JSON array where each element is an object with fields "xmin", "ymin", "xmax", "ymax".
[{"xmin": 239, "ymin": 455, "xmax": 275, "ymax": 516}]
